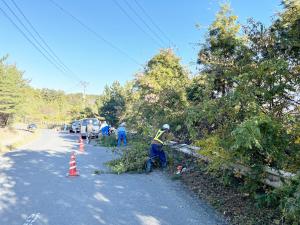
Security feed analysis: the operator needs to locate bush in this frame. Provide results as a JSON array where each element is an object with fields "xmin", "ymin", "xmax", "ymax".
[
  {"xmin": 98, "ymin": 135, "xmax": 117, "ymax": 147},
  {"xmin": 106, "ymin": 141, "xmax": 149, "ymax": 174},
  {"xmin": 255, "ymin": 174, "xmax": 300, "ymax": 225},
  {"xmin": 194, "ymin": 135, "xmax": 230, "ymax": 169},
  {"xmin": 231, "ymin": 115, "xmax": 290, "ymax": 168},
  {"xmin": 276, "ymin": 174, "xmax": 300, "ymax": 225}
]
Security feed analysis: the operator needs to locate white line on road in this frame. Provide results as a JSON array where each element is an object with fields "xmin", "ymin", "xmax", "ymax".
[{"xmin": 23, "ymin": 213, "xmax": 40, "ymax": 225}]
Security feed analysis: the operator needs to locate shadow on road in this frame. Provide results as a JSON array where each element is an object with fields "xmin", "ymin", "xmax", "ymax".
[{"xmin": 0, "ymin": 132, "xmax": 226, "ymax": 225}]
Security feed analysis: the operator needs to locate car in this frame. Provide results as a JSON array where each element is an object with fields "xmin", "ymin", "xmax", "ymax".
[
  {"xmin": 70, "ymin": 120, "xmax": 80, "ymax": 133},
  {"xmin": 80, "ymin": 118, "xmax": 100, "ymax": 139},
  {"xmin": 27, "ymin": 123, "xmax": 37, "ymax": 131}
]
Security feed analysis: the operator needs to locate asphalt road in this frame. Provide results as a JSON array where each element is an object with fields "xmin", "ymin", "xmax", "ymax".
[{"xmin": 0, "ymin": 130, "xmax": 226, "ymax": 225}]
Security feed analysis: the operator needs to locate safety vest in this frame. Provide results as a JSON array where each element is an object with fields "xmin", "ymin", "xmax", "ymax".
[{"xmin": 153, "ymin": 129, "xmax": 165, "ymax": 145}]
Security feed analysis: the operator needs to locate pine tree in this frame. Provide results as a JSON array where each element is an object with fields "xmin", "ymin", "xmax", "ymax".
[{"xmin": 0, "ymin": 58, "xmax": 25, "ymax": 126}]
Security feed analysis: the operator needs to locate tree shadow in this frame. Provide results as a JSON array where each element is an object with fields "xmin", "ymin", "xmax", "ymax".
[{"xmin": 0, "ymin": 135, "xmax": 227, "ymax": 225}]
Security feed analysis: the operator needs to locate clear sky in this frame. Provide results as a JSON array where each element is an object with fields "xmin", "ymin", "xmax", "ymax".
[{"xmin": 0, "ymin": 0, "xmax": 281, "ymax": 95}]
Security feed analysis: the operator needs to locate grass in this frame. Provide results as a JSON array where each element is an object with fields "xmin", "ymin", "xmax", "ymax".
[{"xmin": 0, "ymin": 127, "xmax": 41, "ymax": 154}]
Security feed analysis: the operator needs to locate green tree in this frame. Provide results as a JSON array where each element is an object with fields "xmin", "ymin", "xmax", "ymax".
[
  {"xmin": 198, "ymin": 3, "xmax": 242, "ymax": 96},
  {"xmin": 272, "ymin": 0, "xmax": 300, "ymax": 63},
  {"xmin": 125, "ymin": 49, "xmax": 190, "ymax": 138},
  {"xmin": 79, "ymin": 107, "xmax": 95, "ymax": 118},
  {"xmin": 187, "ymin": 4, "xmax": 244, "ymax": 140},
  {"xmin": 188, "ymin": 2, "xmax": 300, "ymax": 191},
  {"xmin": 97, "ymin": 81, "xmax": 125, "ymax": 126},
  {"xmin": 0, "ymin": 57, "xmax": 26, "ymax": 126}
]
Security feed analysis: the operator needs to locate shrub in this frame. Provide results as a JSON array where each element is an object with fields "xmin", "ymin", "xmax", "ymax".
[
  {"xmin": 195, "ymin": 135, "xmax": 230, "ymax": 168},
  {"xmin": 254, "ymin": 174, "xmax": 300, "ymax": 225},
  {"xmin": 276, "ymin": 174, "xmax": 300, "ymax": 225},
  {"xmin": 98, "ymin": 135, "xmax": 117, "ymax": 147},
  {"xmin": 106, "ymin": 141, "xmax": 149, "ymax": 174},
  {"xmin": 231, "ymin": 115, "xmax": 290, "ymax": 168}
]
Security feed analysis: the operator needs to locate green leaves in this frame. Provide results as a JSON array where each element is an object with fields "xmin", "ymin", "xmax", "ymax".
[
  {"xmin": 106, "ymin": 141, "xmax": 149, "ymax": 174},
  {"xmin": 0, "ymin": 59, "xmax": 26, "ymax": 126},
  {"xmin": 271, "ymin": 174, "xmax": 300, "ymax": 224},
  {"xmin": 231, "ymin": 117, "xmax": 263, "ymax": 151},
  {"xmin": 97, "ymin": 81, "xmax": 126, "ymax": 126},
  {"xmin": 230, "ymin": 115, "xmax": 292, "ymax": 170},
  {"xmin": 125, "ymin": 49, "xmax": 189, "ymax": 137}
]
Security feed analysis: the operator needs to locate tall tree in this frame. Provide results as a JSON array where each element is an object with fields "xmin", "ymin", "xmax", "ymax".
[
  {"xmin": 97, "ymin": 81, "xmax": 125, "ymax": 126},
  {"xmin": 126, "ymin": 49, "xmax": 189, "ymax": 137},
  {"xmin": 198, "ymin": 3, "xmax": 242, "ymax": 97},
  {"xmin": 0, "ymin": 57, "xmax": 26, "ymax": 126}
]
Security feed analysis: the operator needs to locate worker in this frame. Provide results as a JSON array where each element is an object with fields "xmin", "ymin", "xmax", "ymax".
[
  {"xmin": 117, "ymin": 122, "xmax": 127, "ymax": 147},
  {"xmin": 86, "ymin": 119, "xmax": 94, "ymax": 144},
  {"xmin": 145, "ymin": 124, "xmax": 173, "ymax": 173},
  {"xmin": 100, "ymin": 121, "xmax": 110, "ymax": 136}
]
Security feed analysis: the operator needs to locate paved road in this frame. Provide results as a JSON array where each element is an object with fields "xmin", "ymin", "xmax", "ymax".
[{"xmin": 0, "ymin": 130, "xmax": 226, "ymax": 225}]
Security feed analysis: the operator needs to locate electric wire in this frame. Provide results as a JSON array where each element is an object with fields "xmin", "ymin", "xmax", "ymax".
[
  {"xmin": 1, "ymin": 0, "xmax": 81, "ymax": 82},
  {"xmin": 9, "ymin": 0, "xmax": 81, "ymax": 81},
  {"xmin": 1, "ymin": 0, "xmax": 67, "ymax": 73},
  {"xmin": 47, "ymin": 0, "xmax": 142, "ymax": 66},
  {"xmin": 133, "ymin": 0, "xmax": 174, "ymax": 47},
  {"xmin": 123, "ymin": 0, "xmax": 167, "ymax": 47},
  {"xmin": 0, "ymin": 5, "xmax": 75, "ymax": 79},
  {"xmin": 112, "ymin": 0, "xmax": 163, "ymax": 48}
]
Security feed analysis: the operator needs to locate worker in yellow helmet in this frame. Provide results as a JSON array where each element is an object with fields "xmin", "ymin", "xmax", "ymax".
[{"xmin": 146, "ymin": 124, "xmax": 173, "ymax": 173}]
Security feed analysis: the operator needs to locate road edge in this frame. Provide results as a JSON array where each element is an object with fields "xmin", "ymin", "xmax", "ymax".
[{"xmin": 0, "ymin": 129, "xmax": 41, "ymax": 155}]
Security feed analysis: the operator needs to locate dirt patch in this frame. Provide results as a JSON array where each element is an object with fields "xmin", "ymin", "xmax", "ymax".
[{"xmin": 0, "ymin": 125, "xmax": 39, "ymax": 154}]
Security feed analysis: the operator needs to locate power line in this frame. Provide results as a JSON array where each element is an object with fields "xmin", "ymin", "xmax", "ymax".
[
  {"xmin": 47, "ymin": 0, "xmax": 142, "ymax": 67},
  {"xmin": 1, "ymin": 0, "xmax": 81, "ymax": 82},
  {"xmin": 133, "ymin": 0, "xmax": 175, "ymax": 47},
  {"xmin": 9, "ymin": 0, "xmax": 81, "ymax": 81},
  {"xmin": 112, "ymin": 0, "xmax": 163, "ymax": 48},
  {"xmin": 123, "ymin": 0, "xmax": 167, "ymax": 47},
  {"xmin": 1, "ymin": 0, "xmax": 67, "ymax": 74},
  {"xmin": 0, "ymin": 4, "xmax": 73, "ymax": 78}
]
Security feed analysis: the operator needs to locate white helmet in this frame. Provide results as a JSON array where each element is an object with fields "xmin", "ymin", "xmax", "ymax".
[
  {"xmin": 120, "ymin": 122, "xmax": 126, "ymax": 127},
  {"xmin": 162, "ymin": 124, "xmax": 170, "ymax": 130}
]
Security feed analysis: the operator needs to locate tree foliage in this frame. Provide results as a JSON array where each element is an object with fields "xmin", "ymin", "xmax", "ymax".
[
  {"xmin": 0, "ymin": 57, "xmax": 98, "ymax": 125},
  {"xmin": 124, "ymin": 49, "xmax": 190, "ymax": 138},
  {"xmin": 0, "ymin": 57, "xmax": 26, "ymax": 126},
  {"xmin": 96, "ymin": 81, "xmax": 125, "ymax": 126}
]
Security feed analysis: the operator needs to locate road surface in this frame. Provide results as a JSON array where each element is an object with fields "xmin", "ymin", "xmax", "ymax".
[{"xmin": 0, "ymin": 130, "xmax": 226, "ymax": 225}]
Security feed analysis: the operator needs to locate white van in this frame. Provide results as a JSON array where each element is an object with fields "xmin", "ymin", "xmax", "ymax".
[
  {"xmin": 80, "ymin": 118, "xmax": 100, "ymax": 139},
  {"xmin": 70, "ymin": 120, "xmax": 80, "ymax": 133}
]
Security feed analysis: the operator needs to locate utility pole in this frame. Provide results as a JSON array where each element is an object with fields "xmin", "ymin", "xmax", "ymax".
[{"xmin": 80, "ymin": 81, "xmax": 89, "ymax": 108}]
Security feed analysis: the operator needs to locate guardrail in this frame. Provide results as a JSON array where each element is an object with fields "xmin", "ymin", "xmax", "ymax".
[{"xmin": 168, "ymin": 141, "xmax": 296, "ymax": 188}]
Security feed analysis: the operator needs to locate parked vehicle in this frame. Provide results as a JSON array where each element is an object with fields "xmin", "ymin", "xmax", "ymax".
[
  {"xmin": 27, "ymin": 123, "xmax": 37, "ymax": 131},
  {"xmin": 70, "ymin": 120, "xmax": 80, "ymax": 133},
  {"xmin": 80, "ymin": 118, "xmax": 100, "ymax": 139}
]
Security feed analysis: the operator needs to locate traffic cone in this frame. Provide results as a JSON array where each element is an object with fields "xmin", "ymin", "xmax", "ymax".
[
  {"xmin": 78, "ymin": 136, "xmax": 82, "ymax": 143},
  {"xmin": 79, "ymin": 140, "xmax": 84, "ymax": 153},
  {"xmin": 67, "ymin": 152, "xmax": 79, "ymax": 176},
  {"xmin": 176, "ymin": 165, "xmax": 183, "ymax": 175}
]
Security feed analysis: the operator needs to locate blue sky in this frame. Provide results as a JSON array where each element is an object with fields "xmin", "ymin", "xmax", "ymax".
[{"xmin": 0, "ymin": 0, "xmax": 281, "ymax": 95}]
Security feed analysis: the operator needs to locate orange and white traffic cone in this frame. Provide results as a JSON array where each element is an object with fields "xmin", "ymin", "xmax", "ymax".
[
  {"xmin": 176, "ymin": 165, "xmax": 183, "ymax": 175},
  {"xmin": 79, "ymin": 140, "xmax": 84, "ymax": 153},
  {"xmin": 78, "ymin": 136, "xmax": 82, "ymax": 143},
  {"xmin": 67, "ymin": 152, "xmax": 79, "ymax": 177}
]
